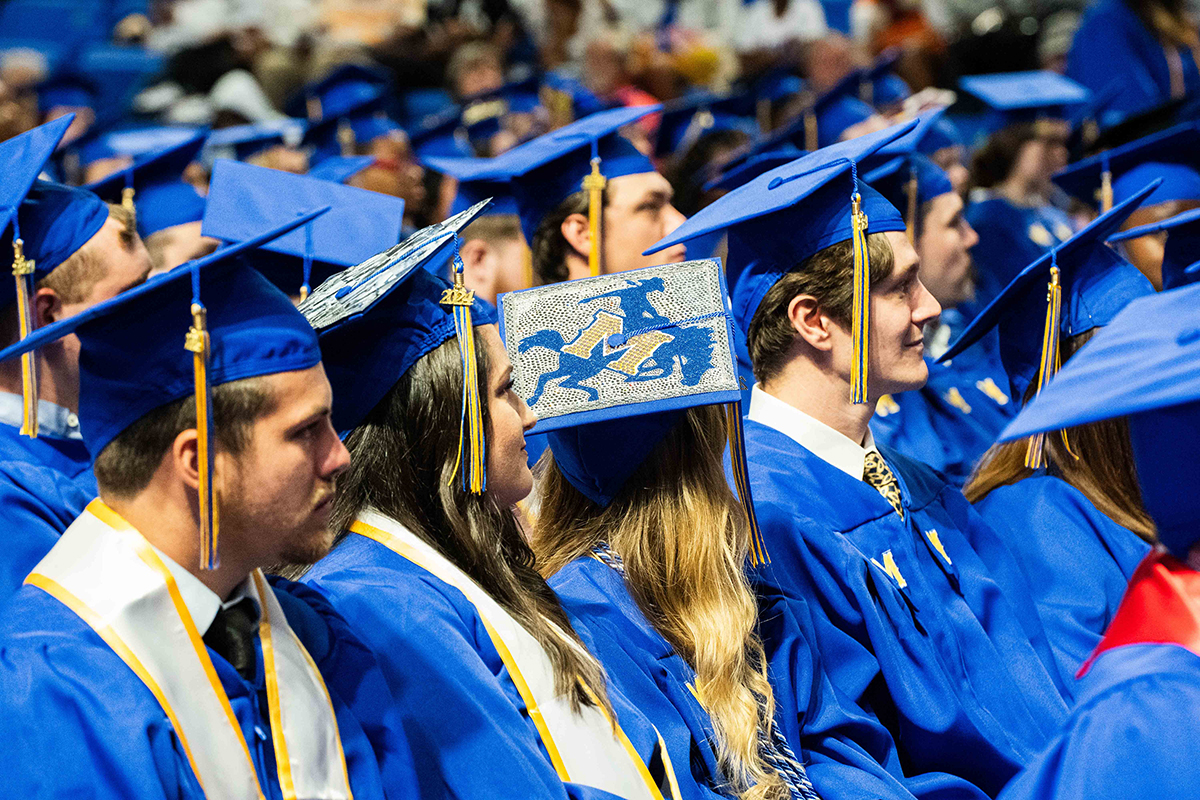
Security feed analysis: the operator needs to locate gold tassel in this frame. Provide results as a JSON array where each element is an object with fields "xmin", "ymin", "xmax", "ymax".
[
  {"xmin": 1025, "ymin": 266, "xmax": 1063, "ymax": 469},
  {"xmin": 185, "ymin": 303, "xmax": 220, "ymax": 570},
  {"xmin": 121, "ymin": 186, "xmax": 136, "ymax": 231},
  {"xmin": 905, "ymin": 165, "xmax": 919, "ymax": 244},
  {"xmin": 582, "ymin": 157, "xmax": 607, "ymax": 277},
  {"xmin": 725, "ymin": 402, "xmax": 769, "ymax": 566},
  {"xmin": 1099, "ymin": 168, "xmax": 1113, "ymax": 213},
  {"xmin": 804, "ymin": 109, "xmax": 818, "ymax": 153},
  {"xmin": 441, "ymin": 270, "xmax": 486, "ymax": 494},
  {"xmin": 522, "ymin": 243, "xmax": 534, "ymax": 289},
  {"xmin": 849, "ymin": 193, "xmax": 871, "ymax": 404},
  {"xmin": 297, "ymin": 285, "xmax": 309, "ymax": 302},
  {"xmin": 12, "ymin": 238, "xmax": 37, "ymax": 437}
]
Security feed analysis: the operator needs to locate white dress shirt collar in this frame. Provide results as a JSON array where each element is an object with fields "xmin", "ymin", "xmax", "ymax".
[
  {"xmin": 0, "ymin": 391, "xmax": 82, "ymax": 440},
  {"xmin": 747, "ymin": 384, "xmax": 877, "ymax": 480},
  {"xmin": 154, "ymin": 545, "xmax": 259, "ymax": 637}
]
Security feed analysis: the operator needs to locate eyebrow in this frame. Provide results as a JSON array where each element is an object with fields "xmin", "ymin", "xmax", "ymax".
[
  {"xmin": 287, "ymin": 404, "xmax": 332, "ymax": 432},
  {"xmin": 640, "ymin": 188, "xmax": 673, "ymax": 205}
]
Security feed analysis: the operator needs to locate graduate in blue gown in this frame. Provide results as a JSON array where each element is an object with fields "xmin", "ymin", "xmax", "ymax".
[
  {"xmin": 0, "ymin": 214, "xmax": 415, "ymax": 798},
  {"xmin": 860, "ymin": 119, "xmax": 1014, "ymax": 484},
  {"xmin": 646, "ymin": 122, "xmax": 1075, "ymax": 797},
  {"xmin": 943, "ymin": 186, "xmax": 1162, "ymax": 684},
  {"xmin": 0, "ymin": 116, "xmax": 155, "ymax": 598},
  {"xmin": 1066, "ymin": 0, "xmax": 1200, "ymax": 122},
  {"xmin": 299, "ymin": 203, "xmax": 680, "ymax": 800},
  {"xmin": 992, "ymin": 280, "xmax": 1200, "ymax": 800},
  {"xmin": 506, "ymin": 257, "xmax": 821, "ymax": 799},
  {"xmin": 959, "ymin": 73, "xmax": 1089, "ymax": 314}
]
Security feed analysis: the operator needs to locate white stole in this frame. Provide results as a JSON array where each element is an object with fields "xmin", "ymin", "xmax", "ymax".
[
  {"xmin": 28, "ymin": 499, "xmax": 354, "ymax": 800},
  {"xmin": 351, "ymin": 509, "xmax": 673, "ymax": 800}
]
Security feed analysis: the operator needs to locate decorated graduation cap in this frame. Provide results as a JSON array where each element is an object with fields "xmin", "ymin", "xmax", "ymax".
[
  {"xmin": 646, "ymin": 121, "xmax": 916, "ymax": 404},
  {"xmin": 655, "ymin": 93, "xmax": 758, "ymax": 158},
  {"xmin": 0, "ymin": 208, "xmax": 328, "ymax": 569},
  {"xmin": 500, "ymin": 258, "xmax": 767, "ymax": 564},
  {"xmin": 202, "ymin": 159, "xmax": 405, "ymax": 301},
  {"xmin": 484, "ymin": 105, "xmax": 660, "ymax": 276},
  {"xmin": 205, "ymin": 119, "xmax": 308, "ymax": 162},
  {"xmin": 959, "ymin": 70, "xmax": 1089, "ymax": 131},
  {"xmin": 997, "ymin": 281, "xmax": 1200, "ymax": 558},
  {"xmin": 301, "ymin": 200, "xmax": 494, "ymax": 492},
  {"xmin": 1052, "ymin": 122, "xmax": 1200, "ymax": 213},
  {"xmin": 306, "ymin": 154, "xmax": 375, "ymax": 184},
  {"xmin": 1109, "ymin": 207, "xmax": 1200, "ymax": 290},
  {"xmin": 938, "ymin": 180, "xmax": 1159, "ymax": 467},
  {"xmin": 84, "ymin": 129, "xmax": 208, "ymax": 238},
  {"xmin": 0, "ymin": 115, "xmax": 107, "ymax": 437},
  {"xmin": 704, "ymin": 144, "xmax": 805, "ymax": 193}
]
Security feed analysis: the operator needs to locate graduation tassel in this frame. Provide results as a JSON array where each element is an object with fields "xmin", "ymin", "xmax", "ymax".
[
  {"xmin": 849, "ymin": 172, "xmax": 872, "ymax": 405},
  {"xmin": 1025, "ymin": 260, "xmax": 1064, "ymax": 470},
  {"xmin": 11, "ymin": 226, "xmax": 38, "ymax": 438},
  {"xmin": 904, "ymin": 163, "xmax": 919, "ymax": 244},
  {"xmin": 441, "ymin": 236, "xmax": 486, "ymax": 494},
  {"xmin": 582, "ymin": 144, "xmax": 607, "ymax": 277},
  {"xmin": 121, "ymin": 165, "xmax": 137, "ymax": 231},
  {"xmin": 725, "ymin": 400, "xmax": 768, "ymax": 566},
  {"xmin": 298, "ymin": 219, "xmax": 314, "ymax": 303},
  {"xmin": 184, "ymin": 263, "xmax": 219, "ymax": 569},
  {"xmin": 1099, "ymin": 153, "xmax": 1113, "ymax": 213},
  {"xmin": 803, "ymin": 109, "xmax": 818, "ymax": 153}
]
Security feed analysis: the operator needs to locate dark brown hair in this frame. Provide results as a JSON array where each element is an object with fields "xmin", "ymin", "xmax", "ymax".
[
  {"xmin": 964, "ymin": 330, "xmax": 1156, "ymax": 543},
  {"xmin": 530, "ymin": 188, "xmax": 601, "ymax": 286},
  {"xmin": 969, "ymin": 122, "xmax": 1038, "ymax": 190},
  {"xmin": 746, "ymin": 233, "xmax": 895, "ymax": 384},
  {"xmin": 330, "ymin": 328, "xmax": 612, "ymax": 711}
]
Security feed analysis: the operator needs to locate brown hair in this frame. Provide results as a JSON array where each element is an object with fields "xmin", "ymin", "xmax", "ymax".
[
  {"xmin": 530, "ymin": 188, "xmax": 603, "ymax": 286},
  {"xmin": 969, "ymin": 123, "xmax": 1038, "ymax": 190},
  {"xmin": 964, "ymin": 331, "xmax": 1156, "ymax": 542},
  {"xmin": 94, "ymin": 376, "xmax": 275, "ymax": 498},
  {"xmin": 536, "ymin": 406, "xmax": 790, "ymax": 800},
  {"xmin": 461, "ymin": 213, "xmax": 524, "ymax": 248},
  {"xmin": 330, "ymin": 328, "xmax": 612, "ymax": 712},
  {"xmin": 747, "ymin": 233, "xmax": 895, "ymax": 384}
]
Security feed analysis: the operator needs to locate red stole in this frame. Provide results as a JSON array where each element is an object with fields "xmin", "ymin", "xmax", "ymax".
[{"xmin": 1079, "ymin": 548, "xmax": 1200, "ymax": 678}]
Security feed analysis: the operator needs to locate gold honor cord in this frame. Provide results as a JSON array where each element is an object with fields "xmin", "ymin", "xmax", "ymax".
[
  {"xmin": 1024, "ymin": 265, "xmax": 1076, "ymax": 468},
  {"xmin": 905, "ymin": 165, "xmax": 919, "ymax": 244},
  {"xmin": 724, "ymin": 401, "xmax": 769, "ymax": 566},
  {"xmin": 441, "ymin": 268, "xmax": 487, "ymax": 494},
  {"xmin": 185, "ymin": 304, "xmax": 220, "ymax": 569},
  {"xmin": 583, "ymin": 157, "xmax": 607, "ymax": 277},
  {"xmin": 12, "ymin": 238, "xmax": 37, "ymax": 437},
  {"xmin": 849, "ymin": 193, "xmax": 871, "ymax": 405}
]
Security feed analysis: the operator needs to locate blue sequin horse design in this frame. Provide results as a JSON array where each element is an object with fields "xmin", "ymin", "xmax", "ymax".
[{"xmin": 518, "ymin": 277, "xmax": 718, "ymax": 405}]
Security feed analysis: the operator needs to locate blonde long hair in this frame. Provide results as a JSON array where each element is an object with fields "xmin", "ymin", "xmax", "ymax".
[{"xmin": 535, "ymin": 405, "xmax": 789, "ymax": 800}]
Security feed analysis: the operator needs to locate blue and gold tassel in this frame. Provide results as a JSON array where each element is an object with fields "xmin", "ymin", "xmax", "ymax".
[
  {"xmin": 849, "ymin": 174, "xmax": 872, "ymax": 405},
  {"xmin": 299, "ymin": 220, "xmax": 314, "ymax": 302},
  {"xmin": 582, "ymin": 141, "xmax": 607, "ymax": 278},
  {"xmin": 184, "ymin": 264, "xmax": 219, "ymax": 570},
  {"xmin": 1024, "ymin": 256, "xmax": 1076, "ymax": 468},
  {"xmin": 725, "ymin": 400, "xmax": 768, "ymax": 566},
  {"xmin": 441, "ymin": 236, "xmax": 487, "ymax": 494},
  {"xmin": 11, "ymin": 222, "xmax": 38, "ymax": 438}
]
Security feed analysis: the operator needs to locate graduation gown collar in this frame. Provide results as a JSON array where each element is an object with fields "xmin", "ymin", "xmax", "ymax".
[
  {"xmin": 1079, "ymin": 549, "xmax": 1200, "ymax": 678},
  {"xmin": 26, "ymin": 499, "xmax": 354, "ymax": 800}
]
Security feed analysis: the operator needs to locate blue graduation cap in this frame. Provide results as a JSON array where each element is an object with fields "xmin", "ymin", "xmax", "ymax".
[
  {"xmin": 69, "ymin": 125, "xmax": 201, "ymax": 171},
  {"xmin": 654, "ymin": 92, "xmax": 759, "ymax": 158},
  {"xmin": 646, "ymin": 120, "xmax": 917, "ymax": 403},
  {"xmin": 937, "ymin": 180, "xmax": 1160, "ymax": 466},
  {"xmin": 202, "ymin": 159, "xmax": 406, "ymax": 300},
  {"xmin": 409, "ymin": 108, "xmax": 473, "ymax": 159},
  {"xmin": 959, "ymin": 70, "xmax": 1090, "ymax": 130},
  {"xmin": 306, "ymin": 154, "xmax": 375, "ymax": 184},
  {"xmin": 757, "ymin": 81, "xmax": 877, "ymax": 153},
  {"xmin": 704, "ymin": 144, "xmax": 805, "ymax": 193},
  {"xmin": 304, "ymin": 106, "xmax": 403, "ymax": 161},
  {"xmin": 83, "ymin": 129, "xmax": 208, "ymax": 238},
  {"xmin": 0, "ymin": 208, "xmax": 328, "ymax": 569},
  {"xmin": 917, "ymin": 113, "xmax": 964, "ymax": 155},
  {"xmin": 480, "ymin": 105, "xmax": 660, "ymax": 275},
  {"xmin": 461, "ymin": 76, "xmax": 543, "ymax": 149},
  {"xmin": 422, "ymin": 154, "xmax": 519, "ymax": 217},
  {"xmin": 500, "ymin": 257, "xmax": 767, "ymax": 563},
  {"xmin": 301, "ymin": 200, "xmax": 494, "ymax": 491},
  {"xmin": 37, "ymin": 73, "xmax": 98, "ymax": 115},
  {"xmin": 1052, "ymin": 122, "xmax": 1200, "ymax": 213},
  {"xmin": 996, "ymin": 281, "xmax": 1200, "ymax": 558},
  {"xmin": 0, "ymin": 114, "xmax": 105, "ymax": 436},
  {"xmin": 1109, "ymin": 206, "xmax": 1200, "ymax": 290},
  {"xmin": 860, "ymin": 111, "xmax": 956, "ymax": 239},
  {"xmin": 826, "ymin": 51, "xmax": 910, "ymax": 111},
  {"xmin": 289, "ymin": 63, "xmax": 392, "ymax": 123},
  {"xmin": 205, "ymin": 119, "xmax": 308, "ymax": 162}
]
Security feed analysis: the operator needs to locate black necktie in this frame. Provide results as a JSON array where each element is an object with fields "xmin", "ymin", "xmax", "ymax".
[{"xmin": 203, "ymin": 598, "xmax": 259, "ymax": 683}]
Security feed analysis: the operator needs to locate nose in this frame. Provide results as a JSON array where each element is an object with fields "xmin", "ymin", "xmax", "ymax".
[
  {"xmin": 662, "ymin": 203, "xmax": 687, "ymax": 236},
  {"xmin": 324, "ymin": 424, "xmax": 352, "ymax": 479},
  {"xmin": 913, "ymin": 279, "xmax": 941, "ymax": 327},
  {"xmin": 962, "ymin": 217, "xmax": 979, "ymax": 250},
  {"xmin": 520, "ymin": 396, "xmax": 538, "ymax": 432}
]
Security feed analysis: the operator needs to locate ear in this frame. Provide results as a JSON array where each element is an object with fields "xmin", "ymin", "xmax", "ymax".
[
  {"xmin": 171, "ymin": 427, "xmax": 202, "ymax": 492},
  {"xmin": 33, "ymin": 286, "xmax": 64, "ymax": 328},
  {"xmin": 459, "ymin": 238, "xmax": 492, "ymax": 289},
  {"xmin": 559, "ymin": 212, "xmax": 591, "ymax": 261},
  {"xmin": 787, "ymin": 294, "xmax": 836, "ymax": 352}
]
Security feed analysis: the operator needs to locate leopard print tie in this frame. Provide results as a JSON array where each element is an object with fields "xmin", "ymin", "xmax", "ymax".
[{"xmin": 863, "ymin": 451, "xmax": 904, "ymax": 518}]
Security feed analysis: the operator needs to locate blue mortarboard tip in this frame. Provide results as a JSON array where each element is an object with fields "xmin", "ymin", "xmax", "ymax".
[{"xmin": 0, "ymin": 115, "xmax": 76, "ymax": 238}]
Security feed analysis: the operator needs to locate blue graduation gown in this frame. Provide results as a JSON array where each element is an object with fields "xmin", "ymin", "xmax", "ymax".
[
  {"xmin": 974, "ymin": 475, "xmax": 1150, "ymax": 685},
  {"xmin": 746, "ymin": 422, "xmax": 1071, "ymax": 796},
  {"xmin": 554, "ymin": 555, "xmax": 990, "ymax": 800},
  {"xmin": 872, "ymin": 357, "xmax": 1015, "ymax": 486},
  {"xmin": 549, "ymin": 556, "xmax": 730, "ymax": 800},
  {"xmin": 302, "ymin": 532, "xmax": 654, "ymax": 800},
  {"xmin": 964, "ymin": 195, "xmax": 1076, "ymax": 316},
  {"xmin": 998, "ymin": 552, "xmax": 1200, "ymax": 800},
  {"xmin": 0, "ymin": 575, "xmax": 410, "ymax": 799},
  {"xmin": 1066, "ymin": 0, "xmax": 1200, "ymax": 121},
  {"xmin": 0, "ymin": 421, "xmax": 98, "ymax": 598}
]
